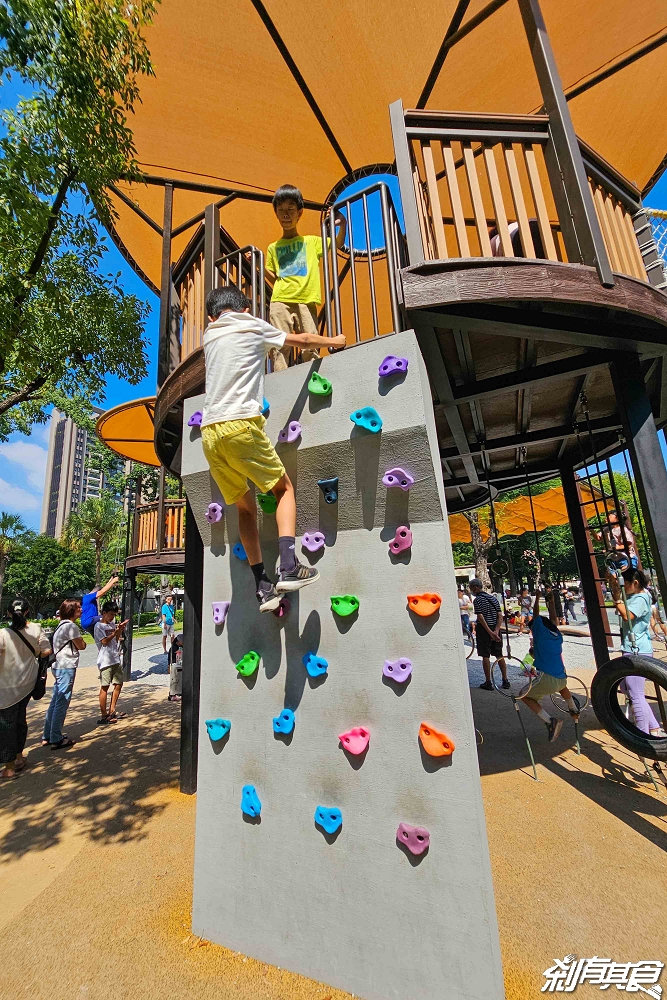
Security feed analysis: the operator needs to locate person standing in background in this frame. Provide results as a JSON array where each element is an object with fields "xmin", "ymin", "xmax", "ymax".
[
  {"xmin": 161, "ymin": 594, "xmax": 175, "ymax": 655},
  {"xmin": 41, "ymin": 599, "xmax": 86, "ymax": 749}
]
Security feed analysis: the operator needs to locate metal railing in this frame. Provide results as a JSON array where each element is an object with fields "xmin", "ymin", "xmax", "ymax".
[
  {"xmin": 321, "ymin": 181, "xmax": 407, "ymax": 343},
  {"xmin": 643, "ymin": 208, "xmax": 667, "ymax": 290},
  {"xmin": 215, "ymin": 245, "xmax": 267, "ymax": 319},
  {"xmin": 133, "ymin": 499, "xmax": 186, "ymax": 556}
]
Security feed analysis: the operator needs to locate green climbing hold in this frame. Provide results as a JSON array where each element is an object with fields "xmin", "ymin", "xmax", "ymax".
[
  {"xmin": 308, "ymin": 371, "xmax": 332, "ymax": 396},
  {"xmin": 330, "ymin": 595, "xmax": 360, "ymax": 617},
  {"xmin": 257, "ymin": 492, "xmax": 278, "ymax": 514},
  {"xmin": 236, "ymin": 650, "xmax": 260, "ymax": 676}
]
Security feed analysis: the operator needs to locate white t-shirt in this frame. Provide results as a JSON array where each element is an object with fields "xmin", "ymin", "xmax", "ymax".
[
  {"xmin": 0, "ymin": 622, "xmax": 51, "ymax": 710},
  {"xmin": 201, "ymin": 311, "xmax": 287, "ymax": 426},
  {"xmin": 94, "ymin": 620, "xmax": 120, "ymax": 669},
  {"xmin": 52, "ymin": 620, "xmax": 82, "ymax": 669}
]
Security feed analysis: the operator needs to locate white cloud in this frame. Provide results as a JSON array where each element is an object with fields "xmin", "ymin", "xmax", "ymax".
[
  {"xmin": 0, "ymin": 441, "xmax": 48, "ymax": 491},
  {"xmin": 0, "ymin": 477, "xmax": 41, "ymax": 512}
]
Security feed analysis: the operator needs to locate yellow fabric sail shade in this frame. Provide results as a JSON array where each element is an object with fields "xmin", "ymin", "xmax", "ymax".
[
  {"xmin": 448, "ymin": 482, "xmax": 598, "ymax": 544},
  {"xmin": 96, "ymin": 397, "xmax": 160, "ymax": 467}
]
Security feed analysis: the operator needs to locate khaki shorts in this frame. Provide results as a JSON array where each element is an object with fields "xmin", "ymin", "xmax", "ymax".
[
  {"xmin": 521, "ymin": 671, "xmax": 565, "ymax": 701},
  {"xmin": 269, "ymin": 301, "xmax": 320, "ymax": 371},
  {"xmin": 201, "ymin": 416, "xmax": 285, "ymax": 506},
  {"xmin": 99, "ymin": 663, "xmax": 124, "ymax": 687}
]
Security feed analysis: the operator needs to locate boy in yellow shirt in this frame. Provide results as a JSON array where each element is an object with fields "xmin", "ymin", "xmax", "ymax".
[{"xmin": 266, "ymin": 184, "xmax": 347, "ymax": 371}]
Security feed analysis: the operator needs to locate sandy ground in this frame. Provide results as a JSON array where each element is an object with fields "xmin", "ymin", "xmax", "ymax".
[{"xmin": 1, "ymin": 630, "xmax": 666, "ymax": 1000}]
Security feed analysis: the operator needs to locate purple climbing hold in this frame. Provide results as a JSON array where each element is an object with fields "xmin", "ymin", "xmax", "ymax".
[
  {"xmin": 188, "ymin": 410, "xmax": 203, "ymax": 427},
  {"xmin": 278, "ymin": 420, "xmax": 302, "ymax": 444},
  {"xmin": 212, "ymin": 601, "xmax": 230, "ymax": 626},
  {"xmin": 396, "ymin": 822, "xmax": 430, "ymax": 856},
  {"xmin": 302, "ymin": 531, "xmax": 325, "ymax": 553},
  {"xmin": 382, "ymin": 468, "xmax": 414, "ymax": 491},
  {"xmin": 205, "ymin": 502, "xmax": 223, "ymax": 524},
  {"xmin": 389, "ymin": 526, "xmax": 412, "ymax": 554},
  {"xmin": 378, "ymin": 355, "xmax": 408, "ymax": 378},
  {"xmin": 383, "ymin": 658, "xmax": 412, "ymax": 683}
]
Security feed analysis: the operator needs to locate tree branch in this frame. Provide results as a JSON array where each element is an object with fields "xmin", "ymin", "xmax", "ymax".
[{"xmin": 0, "ymin": 372, "xmax": 51, "ymax": 417}]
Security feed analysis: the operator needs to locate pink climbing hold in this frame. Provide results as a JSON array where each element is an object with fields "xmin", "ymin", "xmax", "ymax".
[
  {"xmin": 273, "ymin": 597, "xmax": 290, "ymax": 618},
  {"xmin": 302, "ymin": 531, "xmax": 325, "ymax": 553},
  {"xmin": 382, "ymin": 467, "xmax": 414, "ymax": 491},
  {"xmin": 383, "ymin": 658, "xmax": 412, "ymax": 683},
  {"xmin": 396, "ymin": 822, "xmax": 430, "ymax": 856},
  {"xmin": 188, "ymin": 410, "xmax": 203, "ymax": 427},
  {"xmin": 278, "ymin": 420, "xmax": 302, "ymax": 444},
  {"xmin": 338, "ymin": 726, "xmax": 370, "ymax": 755},
  {"xmin": 212, "ymin": 601, "xmax": 230, "ymax": 626},
  {"xmin": 205, "ymin": 502, "xmax": 223, "ymax": 524},
  {"xmin": 389, "ymin": 525, "xmax": 412, "ymax": 554}
]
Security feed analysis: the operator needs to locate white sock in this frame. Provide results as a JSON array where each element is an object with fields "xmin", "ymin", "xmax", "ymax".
[
  {"xmin": 565, "ymin": 696, "xmax": 577, "ymax": 713},
  {"xmin": 538, "ymin": 708, "xmax": 551, "ymax": 724}
]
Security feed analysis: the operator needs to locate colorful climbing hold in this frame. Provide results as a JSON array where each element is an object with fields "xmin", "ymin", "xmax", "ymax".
[
  {"xmin": 396, "ymin": 822, "xmax": 430, "ymax": 856},
  {"xmin": 314, "ymin": 806, "xmax": 342, "ymax": 835},
  {"xmin": 389, "ymin": 526, "xmax": 413, "ymax": 554},
  {"xmin": 205, "ymin": 502, "xmax": 223, "ymax": 524},
  {"xmin": 256, "ymin": 492, "xmax": 278, "ymax": 514},
  {"xmin": 330, "ymin": 595, "xmax": 359, "ymax": 617},
  {"xmin": 383, "ymin": 658, "xmax": 412, "ymax": 683},
  {"xmin": 419, "ymin": 722, "xmax": 455, "ymax": 757},
  {"xmin": 407, "ymin": 593, "xmax": 442, "ymax": 616},
  {"xmin": 212, "ymin": 601, "xmax": 230, "ymax": 626},
  {"xmin": 350, "ymin": 406, "xmax": 382, "ymax": 433},
  {"xmin": 261, "ymin": 397, "xmax": 270, "ymax": 415},
  {"xmin": 188, "ymin": 410, "xmax": 203, "ymax": 427},
  {"xmin": 241, "ymin": 785, "xmax": 261, "ymax": 817},
  {"xmin": 318, "ymin": 477, "xmax": 338, "ymax": 504},
  {"xmin": 303, "ymin": 651, "xmax": 328, "ymax": 677},
  {"xmin": 338, "ymin": 726, "xmax": 370, "ymax": 755},
  {"xmin": 278, "ymin": 420, "xmax": 302, "ymax": 444},
  {"xmin": 232, "ymin": 542, "xmax": 247, "ymax": 561},
  {"xmin": 273, "ymin": 708, "xmax": 295, "ymax": 734},
  {"xmin": 235, "ymin": 650, "xmax": 260, "ymax": 677},
  {"xmin": 308, "ymin": 371, "xmax": 332, "ymax": 396},
  {"xmin": 382, "ymin": 467, "xmax": 414, "ymax": 491},
  {"xmin": 302, "ymin": 531, "xmax": 325, "ymax": 553},
  {"xmin": 205, "ymin": 718, "xmax": 231, "ymax": 741},
  {"xmin": 273, "ymin": 597, "xmax": 290, "ymax": 618},
  {"xmin": 379, "ymin": 355, "xmax": 409, "ymax": 378}
]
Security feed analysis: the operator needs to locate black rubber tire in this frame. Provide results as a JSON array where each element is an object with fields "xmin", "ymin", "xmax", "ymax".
[{"xmin": 591, "ymin": 655, "xmax": 667, "ymax": 762}]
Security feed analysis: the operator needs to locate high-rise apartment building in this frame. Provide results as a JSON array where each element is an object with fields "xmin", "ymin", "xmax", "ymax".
[{"xmin": 40, "ymin": 408, "xmax": 106, "ymax": 538}]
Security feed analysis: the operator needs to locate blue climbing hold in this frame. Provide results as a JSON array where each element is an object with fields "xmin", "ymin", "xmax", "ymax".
[
  {"xmin": 314, "ymin": 806, "xmax": 342, "ymax": 834},
  {"xmin": 318, "ymin": 477, "xmax": 338, "ymax": 504},
  {"xmin": 303, "ymin": 651, "xmax": 328, "ymax": 677},
  {"xmin": 261, "ymin": 397, "xmax": 270, "ymax": 415},
  {"xmin": 205, "ymin": 718, "xmax": 231, "ymax": 741},
  {"xmin": 241, "ymin": 785, "xmax": 262, "ymax": 818},
  {"xmin": 273, "ymin": 708, "xmax": 295, "ymax": 734},
  {"xmin": 233, "ymin": 542, "xmax": 247, "ymax": 561},
  {"xmin": 350, "ymin": 406, "xmax": 382, "ymax": 433}
]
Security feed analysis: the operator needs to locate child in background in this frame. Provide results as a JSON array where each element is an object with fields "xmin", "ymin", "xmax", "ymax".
[
  {"xmin": 94, "ymin": 602, "xmax": 128, "ymax": 725},
  {"xmin": 200, "ymin": 285, "xmax": 345, "ymax": 611},
  {"xmin": 80, "ymin": 575, "xmax": 119, "ymax": 637},
  {"xmin": 520, "ymin": 591, "xmax": 580, "ymax": 741},
  {"xmin": 266, "ymin": 184, "xmax": 347, "ymax": 372}
]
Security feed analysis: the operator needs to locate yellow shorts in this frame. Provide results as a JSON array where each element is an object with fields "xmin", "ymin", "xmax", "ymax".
[{"xmin": 201, "ymin": 417, "xmax": 286, "ymax": 506}]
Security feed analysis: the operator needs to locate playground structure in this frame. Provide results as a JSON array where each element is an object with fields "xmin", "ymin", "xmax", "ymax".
[{"xmin": 95, "ymin": 2, "xmax": 667, "ymax": 997}]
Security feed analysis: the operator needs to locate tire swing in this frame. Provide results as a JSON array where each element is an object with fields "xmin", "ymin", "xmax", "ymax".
[{"xmin": 591, "ymin": 654, "xmax": 667, "ymax": 762}]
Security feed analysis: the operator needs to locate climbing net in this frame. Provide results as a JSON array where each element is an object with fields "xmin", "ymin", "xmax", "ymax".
[{"xmin": 645, "ymin": 208, "xmax": 667, "ymax": 271}]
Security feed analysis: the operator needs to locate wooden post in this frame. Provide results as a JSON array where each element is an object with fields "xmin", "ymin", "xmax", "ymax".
[
  {"xmin": 180, "ymin": 495, "xmax": 203, "ymax": 795},
  {"xmin": 121, "ymin": 568, "xmax": 137, "ymax": 682},
  {"xmin": 389, "ymin": 99, "xmax": 424, "ymax": 265},
  {"xmin": 156, "ymin": 465, "xmax": 165, "ymax": 558},
  {"xmin": 157, "ymin": 182, "xmax": 174, "ymax": 387},
  {"xmin": 518, "ymin": 0, "xmax": 614, "ymax": 287},
  {"xmin": 204, "ymin": 202, "xmax": 220, "ymax": 302}
]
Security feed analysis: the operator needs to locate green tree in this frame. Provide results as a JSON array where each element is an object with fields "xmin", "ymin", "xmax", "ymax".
[
  {"xmin": 62, "ymin": 492, "xmax": 124, "ymax": 587},
  {"xmin": 0, "ymin": 0, "xmax": 157, "ymax": 438},
  {"xmin": 0, "ymin": 511, "xmax": 29, "ymax": 606},
  {"xmin": 4, "ymin": 534, "xmax": 94, "ymax": 614}
]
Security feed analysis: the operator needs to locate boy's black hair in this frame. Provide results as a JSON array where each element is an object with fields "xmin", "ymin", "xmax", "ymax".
[
  {"xmin": 206, "ymin": 286, "xmax": 250, "ymax": 319},
  {"xmin": 101, "ymin": 601, "xmax": 119, "ymax": 614},
  {"xmin": 272, "ymin": 184, "xmax": 303, "ymax": 212}
]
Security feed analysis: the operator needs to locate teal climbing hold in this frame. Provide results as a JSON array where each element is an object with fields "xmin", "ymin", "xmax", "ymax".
[
  {"xmin": 350, "ymin": 406, "xmax": 382, "ymax": 433},
  {"xmin": 205, "ymin": 718, "xmax": 231, "ymax": 741},
  {"xmin": 308, "ymin": 371, "xmax": 332, "ymax": 396},
  {"xmin": 241, "ymin": 785, "xmax": 261, "ymax": 817},
  {"xmin": 303, "ymin": 651, "xmax": 328, "ymax": 677},
  {"xmin": 261, "ymin": 397, "xmax": 270, "ymax": 415},
  {"xmin": 236, "ymin": 650, "xmax": 260, "ymax": 676},
  {"xmin": 330, "ymin": 595, "xmax": 360, "ymax": 617},
  {"xmin": 256, "ymin": 492, "xmax": 278, "ymax": 514},
  {"xmin": 273, "ymin": 708, "xmax": 295, "ymax": 734}
]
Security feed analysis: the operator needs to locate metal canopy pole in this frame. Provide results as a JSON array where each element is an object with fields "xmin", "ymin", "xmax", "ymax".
[
  {"xmin": 610, "ymin": 354, "xmax": 667, "ymax": 605},
  {"xmin": 389, "ymin": 99, "xmax": 424, "ymax": 265},
  {"xmin": 157, "ymin": 182, "xmax": 174, "ymax": 387},
  {"xmin": 518, "ymin": 0, "xmax": 614, "ymax": 287},
  {"xmin": 204, "ymin": 202, "xmax": 220, "ymax": 303},
  {"xmin": 180, "ymin": 496, "xmax": 203, "ymax": 795}
]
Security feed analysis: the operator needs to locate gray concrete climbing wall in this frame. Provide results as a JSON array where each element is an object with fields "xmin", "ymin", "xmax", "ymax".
[{"xmin": 182, "ymin": 329, "xmax": 504, "ymax": 1000}]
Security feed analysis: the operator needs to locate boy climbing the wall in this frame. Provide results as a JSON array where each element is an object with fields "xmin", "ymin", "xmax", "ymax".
[
  {"xmin": 201, "ymin": 285, "xmax": 346, "ymax": 611},
  {"xmin": 266, "ymin": 184, "xmax": 347, "ymax": 372}
]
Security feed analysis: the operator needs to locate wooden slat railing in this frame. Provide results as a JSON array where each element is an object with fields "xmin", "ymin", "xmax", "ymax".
[{"xmin": 133, "ymin": 500, "xmax": 185, "ymax": 555}]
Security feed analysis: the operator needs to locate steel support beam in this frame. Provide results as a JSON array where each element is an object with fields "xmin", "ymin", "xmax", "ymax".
[
  {"xmin": 452, "ymin": 351, "xmax": 613, "ymax": 404},
  {"xmin": 389, "ymin": 99, "xmax": 424, "ymax": 265},
  {"xmin": 440, "ymin": 416, "xmax": 621, "ymax": 459},
  {"xmin": 204, "ymin": 202, "xmax": 220, "ymax": 302},
  {"xmin": 157, "ymin": 183, "xmax": 174, "ymax": 388},
  {"xmin": 180, "ymin": 496, "xmax": 203, "ymax": 795}
]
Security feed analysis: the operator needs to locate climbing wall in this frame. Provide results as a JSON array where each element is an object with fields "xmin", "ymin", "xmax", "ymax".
[{"xmin": 181, "ymin": 329, "xmax": 504, "ymax": 1000}]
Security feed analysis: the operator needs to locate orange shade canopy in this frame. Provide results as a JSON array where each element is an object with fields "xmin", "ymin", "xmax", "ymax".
[
  {"xmin": 95, "ymin": 397, "xmax": 160, "ymax": 467},
  {"xmin": 448, "ymin": 482, "xmax": 599, "ymax": 543}
]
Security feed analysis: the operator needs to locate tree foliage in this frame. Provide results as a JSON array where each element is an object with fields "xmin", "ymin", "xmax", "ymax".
[
  {"xmin": 0, "ymin": 509, "xmax": 28, "ymax": 605},
  {"xmin": 62, "ymin": 492, "xmax": 124, "ymax": 586},
  {"xmin": 4, "ymin": 533, "xmax": 94, "ymax": 613}
]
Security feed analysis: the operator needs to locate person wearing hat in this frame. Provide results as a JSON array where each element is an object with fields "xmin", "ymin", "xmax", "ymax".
[{"xmin": 93, "ymin": 602, "xmax": 129, "ymax": 725}]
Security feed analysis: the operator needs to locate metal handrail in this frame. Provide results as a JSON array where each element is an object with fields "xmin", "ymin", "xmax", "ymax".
[{"xmin": 215, "ymin": 245, "xmax": 267, "ymax": 319}]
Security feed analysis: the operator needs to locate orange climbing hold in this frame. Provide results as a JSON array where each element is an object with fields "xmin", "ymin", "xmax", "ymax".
[
  {"xmin": 419, "ymin": 722, "xmax": 455, "ymax": 757},
  {"xmin": 407, "ymin": 593, "xmax": 441, "ymax": 616}
]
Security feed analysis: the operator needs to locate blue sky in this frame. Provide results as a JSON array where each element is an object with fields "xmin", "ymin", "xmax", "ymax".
[{"xmin": 1, "ymin": 70, "xmax": 667, "ymax": 530}]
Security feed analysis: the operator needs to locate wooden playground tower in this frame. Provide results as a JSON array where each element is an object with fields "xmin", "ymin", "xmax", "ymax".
[{"xmin": 97, "ymin": 0, "xmax": 667, "ymax": 792}]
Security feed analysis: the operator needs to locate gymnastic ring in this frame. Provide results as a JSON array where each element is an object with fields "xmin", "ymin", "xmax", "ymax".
[
  {"xmin": 591, "ymin": 654, "xmax": 667, "ymax": 762},
  {"xmin": 550, "ymin": 674, "xmax": 590, "ymax": 715},
  {"xmin": 491, "ymin": 656, "xmax": 536, "ymax": 699},
  {"xmin": 462, "ymin": 624, "xmax": 475, "ymax": 660},
  {"xmin": 491, "ymin": 558, "xmax": 509, "ymax": 577}
]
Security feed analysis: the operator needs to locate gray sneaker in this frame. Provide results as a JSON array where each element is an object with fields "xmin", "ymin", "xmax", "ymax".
[
  {"xmin": 276, "ymin": 561, "xmax": 320, "ymax": 593},
  {"xmin": 547, "ymin": 717, "xmax": 563, "ymax": 742},
  {"xmin": 256, "ymin": 582, "xmax": 280, "ymax": 613}
]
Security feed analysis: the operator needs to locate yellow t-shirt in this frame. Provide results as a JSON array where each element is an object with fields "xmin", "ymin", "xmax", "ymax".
[{"xmin": 266, "ymin": 234, "xmax": 323, "ymax": 304}]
